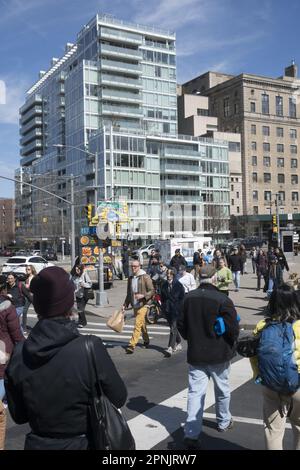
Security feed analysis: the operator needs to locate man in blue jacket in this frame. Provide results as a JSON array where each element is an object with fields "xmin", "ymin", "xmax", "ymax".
[{"xmin": 177, "ymin": 264, "xmax": 239, "ymax": 450}]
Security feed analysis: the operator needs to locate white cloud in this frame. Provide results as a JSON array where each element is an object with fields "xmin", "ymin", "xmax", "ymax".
[{"xmin": 0, "ymin": 76, "xmax": 29, "ymax": 124}]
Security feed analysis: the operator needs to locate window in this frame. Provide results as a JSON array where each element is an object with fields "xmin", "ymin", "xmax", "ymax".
[
  {"xmin": 262, "ymin": 126, "xmax": 270, "ymax": 136},
  {"xmin": 278, "ymin": 174, "xmax": 285, "ymax": 183},
  {"xmin": 276, "ymin": 96, "xmax": 283, "ymax": 116},
  {"xmin": 289, "ymin": 96, "xmax": 297, "ymax": 118},
  {"xmin": 276, "ymin": 127, "xmax": 284, "ymax": 137},
  {"xmin": 253, "ymin": 206, "xmax": 258, "ymax": 214},
  {"xmin": 277, "ymin": 144, "xmax": 284, "ymax": 153},
  {"xmin": 278, "ymin": 191, "xmax": 285, "ymax": 202},
  {"xmin": 197, "ymin": 108, "xmax": 209, "ymax": 116},
  {"xmin": 237, "ymin": 206, "xmax": 240, "ymax": 213},
  {"xmin": 228, "ymin": 142, "xmax": 241, "ymax": 152},
  {"xmin": 263, "ymin": 142, "xmax": 270, "ymax": 152},
  {"xmin": 251, "ymin": 141, "xmax": 257, "ymax": 151},
  {"xmin": 224, "ymin": 98, "xmax": 230, "ymax": 117},
  {"xmin": 277, "ymin": 158, "xmax": 284, "ymax": 167},
  {"xmin": 264, "ymin": 191, "xmax": 272, "ymax": 201},
  {"xmin": 262, "ymin": 93, "xmax": 269, "ymax": 114},
  {"xmin": 252, "ymin": 156, "xmax": 257, "ymax": 166},
  {"xmin": 231, "ymin": 184, "xmax": 234, "ymax": 191},
  {"xmin": 234, "ymin": 103, "xmax": 239, "ymax": 114},
  {"xmin": 236, "ymin": 191, "xmax": 239, "ymax": 198},
  {"xmin": 231, "ymin": 199, "xmax": 234, "ymax": 206},
  {"xmin": 291, "ymin": 159, "xmax": 298, "ymax": 168},
  {"xmin": 291, "ymin": 174, "xmax": 298, "ymax": 185},
  {"xmin": 263, "ymin": 156, "xmax": 271, "ymax": 167},
  {"xmin": 253, "ymin": 190, "xmax": 258, "ymax": 200},
  {"xmin": 290, "ymin": 129, "xmax": 297, "ymax": 139},
  {"xmin": 291, "ymin": 145, "xmax": 297, "ymax": 154},
  {"xmin": 264, "ymin": 173, "xmax": 271, "ymax": 183},
  {"xmin": 292, "ymin": 192, "xmax": 299, "ymax": 202},
  {"xmin": 252, "ymin": 172, "xmax": 258, "ymax": 182},
  {"xmin": 251, "ymin": 124, "xmax": 256, "ymax": 135},
  {"xmin": 250, "ymin": 102, "xmax": 256, "ymax": 112}
]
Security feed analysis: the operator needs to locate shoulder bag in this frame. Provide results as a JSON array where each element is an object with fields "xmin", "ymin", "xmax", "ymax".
[{"xmin": 84, "ymin": 336, "xmax": 135, "ymax": 450}]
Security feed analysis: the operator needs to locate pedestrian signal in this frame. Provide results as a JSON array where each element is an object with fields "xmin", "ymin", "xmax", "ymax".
[{"xmin": 273, "ymin": 226, "xmax": 278, "ymax": 233}]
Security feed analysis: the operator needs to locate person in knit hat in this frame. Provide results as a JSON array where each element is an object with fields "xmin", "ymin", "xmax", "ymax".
[{"xmin": 4, "ymin": 267, "xmax": 127, "ymax": 450}]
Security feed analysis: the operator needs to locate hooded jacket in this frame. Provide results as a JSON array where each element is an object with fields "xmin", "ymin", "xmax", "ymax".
[
  {"xmin": 0, "ymin": 296, "xmax": 24, "ymax": 379},
  {"xmin": 4, "ymin": 317, "xmax": 127, "ymax": 450},
  {"xmin": 124, "ymin": 269, "xmax": 154, "ymax": 309}
]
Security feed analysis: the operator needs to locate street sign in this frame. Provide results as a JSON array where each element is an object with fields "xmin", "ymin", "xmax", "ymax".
[{"xmin": 81, "ymin": 226, "xmax": 97, "ymax": 235}]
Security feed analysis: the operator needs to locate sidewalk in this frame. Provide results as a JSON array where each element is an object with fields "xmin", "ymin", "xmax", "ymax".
[{"xmin": 84, "ymin": 255, "xmax": 300, "ymax": 329}]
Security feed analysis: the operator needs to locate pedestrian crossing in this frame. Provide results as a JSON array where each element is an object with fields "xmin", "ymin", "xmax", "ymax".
[{"xmin": 27, "ymin": 313, "xmax": 170, "ymax": 343}]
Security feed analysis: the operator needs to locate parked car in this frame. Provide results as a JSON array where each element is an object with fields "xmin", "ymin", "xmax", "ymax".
[
  {"xmin": 132, "ymin": 244, "xmax": 155, "ymax": 260},
  {"xmin": 241, "ymin": 237, "xmax": 265, "ymax": 250},
  {"xmin": 42, "ymin": 249, "xmax": 58, "ymax": 261},
  {"xmin": 1, "ymin": 256, "xmax": 55, "ymax": 280}
]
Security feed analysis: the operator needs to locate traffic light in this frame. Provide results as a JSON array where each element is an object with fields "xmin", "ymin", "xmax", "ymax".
[
  {"xmin": 84, "ymin": 204, "xmax": 93, "ymax": 222},
  {"xmin": 272, "ymin": 215, "xmax": 277, "ymax": 226}
]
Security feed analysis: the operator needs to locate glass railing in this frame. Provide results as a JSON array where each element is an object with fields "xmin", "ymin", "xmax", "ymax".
[
  {"xmin": 101, "ymin": 59, "xmax": 142, "ymax": 72},
  {"xmin": 101, "ymin": 89, "xmax": 142, "ymax": 101},
  {"xmin": 162, "ymin": 180, "xmax": 200, "ymax": 187},
  {"xmin": 20, "ymin": 94, "xmax": 42, "ymax": 115},
  {"xmin": 164, "ymin": 148, "xmax": 200, "ymax": 156},
  {"xmin": 163, "ymin": 195, "xmax": 201, "ymax": 202},
  {"xmin": 101, "ymin": 27, "xmax": 142, "ymax": 43},
  {"xmin": 21, "ymin": 153, "xmax": 42, "ymax": 166},
  {"xmin": 101, "ymin": 104, "xmax": 143, "ymax": 115},
  {"xmin": 20, "ymin": 129, "xmax": 42, "ymax": 146},
  {"xmin": 21, "ymin": 118, "xmax": 43, "ymax": 135},
  {"xmin": 162, "ymin": 163, "xmax": 200, "ymax": 172},
  {"xmin": 98, "ymin": 14, "xmax": 174, "ymax": 37},
  {"xmin": 100, "ymin": 74, "xmax": 142, "ymax": 87},
  {"xmin": 144, "ymin": 40, "xmax": 175, "ymax": 50},
  {"xmin": 100, "ymin": 44, "xmax": 142, "ymax": 58},
  {"xmin": 21, "ymin": 140, "xmax": 42, "ymax": 156},
  {"xmin": 20, "ymin": 106, "xmax": 43, "ymax": 125}
]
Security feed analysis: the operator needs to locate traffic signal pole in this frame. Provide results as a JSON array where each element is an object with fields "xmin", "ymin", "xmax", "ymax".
[{"xmin": 275, "ymin": 193, "xmax": 281, "ymax": 248}]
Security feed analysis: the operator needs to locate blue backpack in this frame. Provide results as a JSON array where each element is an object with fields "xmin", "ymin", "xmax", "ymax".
[{"xmin": 257, "ymin": 321, "xmax": 299, "ymax": 395}]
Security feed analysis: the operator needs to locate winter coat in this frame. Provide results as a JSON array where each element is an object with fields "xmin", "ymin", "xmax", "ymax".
[
  {"xmin": 177, "ymin": 284, "xmax": 239, "ymax": 366},
  {"xmin": 255, "ymin": 254, "xmax": 268, "ymax": 276},
  {"xmin": 161, "ymin": 280, "xmax": 185, "ymax": 320},
  {"xmin": 6, "ymin": 282, "xmax": 30, "ymax": 308},
  {"xmin": 124, "ymin": 269, "xmax": 154, "ymax": 309},
  {"xmin": 228, "ymin": 254, "xmax": 243, "ymax": 273},
  {"xmin": 275, "ymin": 253, "xmax": 289, "ymax": 271},
  {"xmin": 0, "ymin": 297, "xmax": 24, "ymax": 379},
  {"xmin": 72, "ymin": 271, "xmax": 92, "ymax": 299},
  {"xmin": 170, "ymin": 254, "xmax": 187, "ymax": 272},
  {"xmin": 4, "ymin": 317, "xmax": 127, "ymax": 450}
]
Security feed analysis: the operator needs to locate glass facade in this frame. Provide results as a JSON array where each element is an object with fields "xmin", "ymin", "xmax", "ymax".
[{"xmin": 17, "ymin": 14, "xmax": 229, "ymax": 241}]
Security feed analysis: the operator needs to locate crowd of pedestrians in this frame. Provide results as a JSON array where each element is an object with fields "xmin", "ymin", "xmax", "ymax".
[{"xmin": 0, "ymin": 239, "xmax": 299, "ymax": 451}]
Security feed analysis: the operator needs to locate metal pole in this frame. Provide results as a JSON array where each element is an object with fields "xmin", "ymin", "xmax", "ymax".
[
  {"xmin": 61, "ymin": 209, "xmax": 65, "ymax": 261},
  {"xmin": 276, "ymin": 193, "xmax": 281, "ymax": 248},
  {"xmin": 70, "ymin": 175, "xmax": 76, "ymax": 267},
  {"xmin": 95, "ymin": 151, "xmax": 108, "ymax": 306}
]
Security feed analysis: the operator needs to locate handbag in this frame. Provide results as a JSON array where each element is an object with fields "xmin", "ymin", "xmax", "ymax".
[
  {"xmin": 236, "ymin": 333, "xmax": 261, "ymax": 357},
  {"xmin": 85, "ymin": 336, "xmax": 135, "ymax": 450},
  {"xmin": 84, "ymin": 287, "xmax": 95, "ymax": 301},
  {"xmin": 106, "ymin": 309, "xmax": 125, "ymax": 333}
]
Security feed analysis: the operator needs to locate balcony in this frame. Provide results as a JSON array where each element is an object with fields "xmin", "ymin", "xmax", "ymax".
[
  {"xmin": 21, "ymin": 140, "xmax": 42, "ymax": 156},
  {"xmin": 161, "ymin": 180, "xmax": 200, "ymax": 189},
  {"xmin": 100, "ymin": 44, "xmax": 142, "ymax": 60},
  {"xmin": 164, "ymin": 148, "xmax": 200, "ymax": 157},
  {"xmin": 100, "ymin": 73, "xmax": 142, "ymax": 89},
  {"xmin": 20, "ymin": 106, "xmax": 43, "ymax": 125},
  {"xmin": 101, "ymin": 59, "xmax": 142, "ymax": 75},
  {"xmin": 100, "ymin": 27, "xmax": 142, "ymax": 45},
  {"xmin": 101, "ymin": 88, "xmax": 142, "ymax": 103},
  {"xmin": 20, "ymin": 152, "xmax": 42, "ymax": 166},
  {"xmin": 20, "ymin": 117, "xmax": 43, "ymax": 135},
  {"xmin": 101, "ymin": 104, "xmax": 143, "ymax": 118},
  {"xmin": 162, "ymin": 195, "xmax": 201, "ymax": 203},
  {"xmin": 20, "ymin": 94, "xmax": 42, "ymax": 115},
  {"xmin": 162, "ymin": 163, "xmax": 200, "ymax": 173},
  {"xmin": 20, "ymin": 128, "xmax": 42, "ymax": 146}
]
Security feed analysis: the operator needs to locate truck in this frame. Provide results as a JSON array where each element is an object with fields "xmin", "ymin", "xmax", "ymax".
[{"xmin": 155, "ymin": 237, "xmax": 214, "ymax": 267}]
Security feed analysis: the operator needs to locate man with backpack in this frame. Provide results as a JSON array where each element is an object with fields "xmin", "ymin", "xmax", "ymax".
[{"xmin": 250, "ymin": 284, "xmax": 300, "ymax": 450}]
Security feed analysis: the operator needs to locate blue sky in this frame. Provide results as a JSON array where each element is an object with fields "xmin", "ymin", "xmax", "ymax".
[{"xmin": 0, "ymin": 0, "xmax": 300, "ymax": 197}]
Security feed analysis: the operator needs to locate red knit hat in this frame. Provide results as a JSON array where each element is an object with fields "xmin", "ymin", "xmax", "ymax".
[{"xmin": 30, "ymin": 266, "xmax": 75, "ymax": 317}]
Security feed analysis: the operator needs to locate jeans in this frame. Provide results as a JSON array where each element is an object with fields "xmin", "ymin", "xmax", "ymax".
[
  {"xmin": 185, "ymin": 362, "xmax": 232, "ymax": 439},
  {"xmin": 267, "ymin": 278, "xmax": 274, "ymax": 298},
  {"xmin": 251, "ymin": 259, "xmax": 256, "ymax": 274},
  {"xmin": 0, "ymin": 380, "xmax": 5, "ymax": 401},
  {"xmin": 76, "ymin": 297, "xmax": 87, "ymax": 326},
  {"xmin": 232, "ymin": 271, "xmax": 240, "ymax": 289}
]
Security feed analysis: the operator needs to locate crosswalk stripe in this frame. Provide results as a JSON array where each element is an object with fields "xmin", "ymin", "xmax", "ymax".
[
  {"xmin": 202, "ymin": 412, "xmax": 292, "ymax": 429},
  {"xmin": 127, "ymin": 358, "xmax": 253, "ymax": 450},
  {"xmin": 80, "ymin": 327, "xmax": 169, "ymax": 335},
  {"xmin": 80, "ymin": 333, "xmax": 138, "ymax": 340}
]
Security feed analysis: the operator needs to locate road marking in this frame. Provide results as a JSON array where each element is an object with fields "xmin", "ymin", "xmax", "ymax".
[
  {"xmin": 202, "ymin": 412, "xmax": 292, "ymax": 429},
  {"xmin": 127, "ymin": 358, "xmax": 253, "ymax": 450},
  {"xmin": 80, "ymin": 333, "xmax": 136, "ymax": 340},
  {"xmin": 80, "ymin": 327, "xmax": 169, "ymax": 335}
]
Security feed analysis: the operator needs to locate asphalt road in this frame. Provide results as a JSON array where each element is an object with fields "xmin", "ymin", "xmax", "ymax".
[{"xmin": 4, "ymin": 310, "xmax": 295, "ymax": 451}]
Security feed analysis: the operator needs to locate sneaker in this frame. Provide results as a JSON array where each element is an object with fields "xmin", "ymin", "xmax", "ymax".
[
  {"xmin": 183, "ymin": 437, "xmax": 201, "ymax": 450},
  {"xmin": 125, "ymin": 345, "xmax": 135, "ymax": 354},
  {"xmin": 77, "ymin": 324, "xmax": 84, "ymax": 329},
  {"xmin": 165, "ymin": 346, "xmax": 173, "ymax": 357},
  {"xmin": 175, "ymin": 343, "xmax": 182, "ymax": 352},
  {"xmin": 217, "ymin": 418, "xmax": 234, "ymax": 433},
  {"xmin": 143, "ymin": 341, "xmax": 150, "ymax": 349}
]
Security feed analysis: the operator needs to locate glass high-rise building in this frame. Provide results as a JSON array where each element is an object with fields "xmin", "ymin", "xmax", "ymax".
[{"xmin": 16, "ymin": 14, "xmax": 229, "ymax": 244}]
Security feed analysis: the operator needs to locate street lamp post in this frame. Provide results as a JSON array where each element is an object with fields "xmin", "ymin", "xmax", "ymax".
[{"xmin": 53, "ymin": 144, "xmax": 108, "ymax": 306}]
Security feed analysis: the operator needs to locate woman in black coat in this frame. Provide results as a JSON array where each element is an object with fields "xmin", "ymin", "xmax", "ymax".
[
  {"xmin": 4, "ymin": 267, "xmax": 127, "ymax": 450},
  {"xmin": 161, "ymin": 268, "xmax": 185, "ymax": 357}
]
